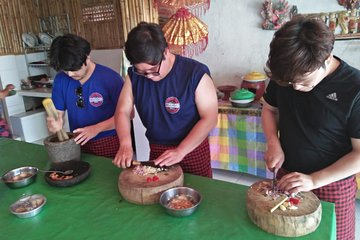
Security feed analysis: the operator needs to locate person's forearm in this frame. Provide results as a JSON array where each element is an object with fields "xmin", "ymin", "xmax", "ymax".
[
  {"xmin": 311, "ymin": 150, "xmax": 360, "ymax": 188},
  {"xmin": 93, "ymin": 116, "xmax": 116, "ymax": 132},
  {"xmin": 115, "ymin": 113, "xmax": 132, "ymax": 147},
  {"xmin": 177, "ymin": 116, "xmax": 217, "ymax": 156},
  {"xmin": 262, "ymin": 106, "xmax": 281, "ymax": 147}
]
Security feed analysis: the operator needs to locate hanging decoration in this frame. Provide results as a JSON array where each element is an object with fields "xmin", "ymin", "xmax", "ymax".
[
  {"xmin": 162, "ymin": 7, "xmax": 208, "ymax": 58},
  {"xmin": 153, "ymin": 0, "xmax": 210, "ymax": 17},
  {"xmin": 338, "ymin": 0, "xmax": 360, "ymax": 10},
  {"xmin": 261, "ymin": 0, "xmax": 297, "ymax": 30}
]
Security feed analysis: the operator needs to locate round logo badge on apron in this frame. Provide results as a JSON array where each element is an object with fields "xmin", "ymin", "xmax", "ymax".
[
  {"xmin": 89, "ymin": 92, "xmax": 104, "ymax": 107},
  {"xmin": 165, "ymin": 97, "xmax": 180, "ymax": 114}
]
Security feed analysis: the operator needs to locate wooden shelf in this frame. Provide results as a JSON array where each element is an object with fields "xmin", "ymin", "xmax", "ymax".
[{"xmin": 335, "ymin": 33, "xmax": 360, "ymax": 40}]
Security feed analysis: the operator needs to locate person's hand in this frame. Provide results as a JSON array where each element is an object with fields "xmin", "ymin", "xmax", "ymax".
[
  {"xmin": 73, "ymin": 126, "xmax": 99, "ymax": 145},
  {"xmin": 277, "ymin": 172, "xmax": 316, "ymax": 194},
  {"xmin": 46, "ymin": 116, "xmax": 62, "ymax": 133},
  {"xmin": 112, "ymin": 144, "xmax": 133, "ymax": 168},
  {"xmin": 154, "ymin": 148, "xmax": 186, "ymax": 167},
  {"xmin": 264, "ymin": 143, "xmax": 285, "ymax": 171}
]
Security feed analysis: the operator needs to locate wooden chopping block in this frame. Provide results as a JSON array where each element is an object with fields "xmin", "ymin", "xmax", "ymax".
[
  {"xmin": 118, "ymin": 164, "xmax": 184, "ymax": 205},
  {"xmin": 247, "ymin": 180, "xmax": 321, "ymax": 237}
]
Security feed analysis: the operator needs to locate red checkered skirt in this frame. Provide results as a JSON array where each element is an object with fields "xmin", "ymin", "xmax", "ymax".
[
  {"xmin": 277, "ymin": 168, "xmax": 357, "ymax": 240},
  {"xmin": 149, "ymin": 138, "xmax": 212, "ymax": 178},
  {"xmin": 81, "ymin": 135, "xmax": 119, "ymax": 159}
]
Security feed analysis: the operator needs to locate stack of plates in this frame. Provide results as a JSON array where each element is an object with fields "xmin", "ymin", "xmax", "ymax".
[
  {"xmin": 38, "ymin": 32, "xmax": 53, "ymax": 46},
  {"xmin": 22, "ymin": 33, "xmax": 38, "ymax": 47}
]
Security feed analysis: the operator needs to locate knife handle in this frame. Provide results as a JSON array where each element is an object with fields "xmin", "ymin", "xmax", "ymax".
[{"xmin": 132, "ymin": 160, "xmax": 141, "ymax": 166}]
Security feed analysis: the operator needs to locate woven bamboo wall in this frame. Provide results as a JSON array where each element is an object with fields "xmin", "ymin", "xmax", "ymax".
[{"xmin": 0, "ymin": 0, "xmax": 128, "ymax": 55}]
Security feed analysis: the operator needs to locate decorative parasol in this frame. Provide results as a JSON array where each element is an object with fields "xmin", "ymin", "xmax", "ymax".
[
  {"xmin": 153, "ymin": 0, "xmax": 210, "ymax": 17},
  {"xmin": 162, "ymin": 7, "xmax": 208, "ymax": 58}
]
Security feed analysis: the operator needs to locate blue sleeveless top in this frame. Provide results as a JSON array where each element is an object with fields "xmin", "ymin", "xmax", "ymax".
[{"xmin": 130, "ymin": 55, "xmax": 211, "ymax": 145}]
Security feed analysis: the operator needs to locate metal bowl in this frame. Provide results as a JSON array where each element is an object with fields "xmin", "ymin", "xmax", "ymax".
[
  {"xmin": 159, "ymin": 187, "xmax": 202, "ymax": 217},
  {"xmin": 10, "ymin": 194, "xmax": 47, "ymax": 218},
  {"xmin": 1, "ymin": 166, "xmax": 38, "ymax": 188}
]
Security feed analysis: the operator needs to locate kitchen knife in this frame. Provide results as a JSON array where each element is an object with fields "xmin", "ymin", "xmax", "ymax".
[
  {"xmin": 272, "ymin": 167, "xmax": 277, "ymax": 191},
  {"xmin": 132, "ymin": 160, "xmax": 158, "ymax": 168}
]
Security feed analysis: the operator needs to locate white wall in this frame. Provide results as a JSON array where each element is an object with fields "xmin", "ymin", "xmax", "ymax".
[
  {"xmin": 90, "ymin": 49, "xmax": 122, "ymax": 74},
  {"xmin": 193, "ymin": 0, "xmax": 360, "ymax": 87}
]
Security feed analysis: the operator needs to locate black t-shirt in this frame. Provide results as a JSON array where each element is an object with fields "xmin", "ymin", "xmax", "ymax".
[{"xmin": 263, "ymin": 57, "xmax": 360, "ymax": 173}]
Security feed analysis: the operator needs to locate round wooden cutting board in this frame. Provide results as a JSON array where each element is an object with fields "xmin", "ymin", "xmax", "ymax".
[
  {"xmin": 118, "ymin": 165, "xmax": 184, "ymax": 205},
  {"xmin": 247, "ymin": 180, "xmax": 322, "ymax": 237}
]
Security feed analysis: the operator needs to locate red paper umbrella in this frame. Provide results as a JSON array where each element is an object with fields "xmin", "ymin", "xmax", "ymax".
[
  {"xmin": 162, "ymin": 7, "xmax": 208, "ymax": 58},
  {"xmin": 153, "ymin": 0, "xmax": 210, "ymax": 17}
]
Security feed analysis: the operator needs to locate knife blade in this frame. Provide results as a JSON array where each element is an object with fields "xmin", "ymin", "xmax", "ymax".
[
  {"xmin": 272, "ymin": 167, "xmax": 277, "ymax": 191},
  {"xmin": 132, "ymin": 160, "xmax": 158, "ymax": 168}
]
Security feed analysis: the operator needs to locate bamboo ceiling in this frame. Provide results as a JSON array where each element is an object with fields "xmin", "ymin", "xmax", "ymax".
[{"xmin": 0, "ymin": 0, "xmax": 158, "ymax": 55}]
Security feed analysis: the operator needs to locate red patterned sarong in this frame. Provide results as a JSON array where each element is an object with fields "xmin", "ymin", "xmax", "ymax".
[
  {"xmin": 277, "ymin": 168, "xmax": 357, "ymax": 240},
  {"xmin": 149, "ymin": 138, "xmax": 212, "ymax": 178},
  {"xmin": 81, "ymin": 135, "xmax": 119, "ymax": 159}
]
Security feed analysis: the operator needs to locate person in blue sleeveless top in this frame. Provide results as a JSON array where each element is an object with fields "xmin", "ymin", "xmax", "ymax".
[
  {"xmin": 48, "ymin": 34, "xmax": 124, "ymax": 158},
  {"xmin": 112, "ymin": 22, "xmax": 218, "ymax": 177}
]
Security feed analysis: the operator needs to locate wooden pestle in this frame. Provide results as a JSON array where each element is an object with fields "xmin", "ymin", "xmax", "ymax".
[{"xmin": 42, "ymin": 98, "xmax": 69, "ymax": 141}]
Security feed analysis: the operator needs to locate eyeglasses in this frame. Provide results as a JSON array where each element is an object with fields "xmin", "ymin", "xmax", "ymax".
[
  {"xmin": 132, "ymin": 60, "xmax": 162, "ymax": 78},
  {"xmin": 276, "ymin": 81, "xmax": 316, "ymax": 89},
  {"xmin": 274, "ymin": 65, "xmax": 327, "ymax": 90},
  {"xmin": 75, "ymin": 87, "xmax": 85, "ymax": 108}
]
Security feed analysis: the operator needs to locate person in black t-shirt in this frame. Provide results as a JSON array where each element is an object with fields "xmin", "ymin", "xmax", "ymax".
[{"xmin": 262, "ymin": 15, "xmax": 360, "ymax": 240}]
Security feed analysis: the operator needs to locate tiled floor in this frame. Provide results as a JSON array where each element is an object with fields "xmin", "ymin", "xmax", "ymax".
[{"xmin": 212, "ymin": 168, "xmax": 360, "ymax": 240}]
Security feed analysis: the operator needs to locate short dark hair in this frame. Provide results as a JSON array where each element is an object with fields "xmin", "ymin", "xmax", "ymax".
[
  {"xmin": 50, "ymin": 34, "xmax": 91, "ymax": 71},
  {"xmin": 124, "ymin": 22, "xmax": 168, "ymax": 65},
  {"xmin": 266, "ymin": 15, "xmax": 335, "ymax": 84}
]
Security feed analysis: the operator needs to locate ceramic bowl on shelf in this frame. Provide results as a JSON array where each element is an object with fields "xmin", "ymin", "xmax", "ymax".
[
  {"xmin": 230, "ymin": 88, "xmax": 255, "ymax": 108},
  {"xmin": 229, "ymin": 98, "xmax": 254, "ymax": 108},
  {"xmin": 241, "ymin": 71, "xmax": 267, "ymax": 100},
  {"xmin": 217, "ymin": 85, "xmax": 237, "ymax": 101}
]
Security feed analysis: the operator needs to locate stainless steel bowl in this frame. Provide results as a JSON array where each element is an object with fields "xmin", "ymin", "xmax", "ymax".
[
  {"xmin": 1, "ymin": 166, "xmax": 38, "ymax": 188},
  {"xmin": 10, "ymin": 194, "xmax": 47, "ymax": 218},
  {"xmin": 159, "ymin": 187, "xmax": 202, "ymax": 217}
]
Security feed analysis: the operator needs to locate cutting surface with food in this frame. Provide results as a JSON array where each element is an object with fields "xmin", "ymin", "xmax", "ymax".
[
  {"xmin": 247, "ymin": 180, "xmax": 322, "ymax": 237},
  {"xmin": 118, "ymin": 164, "xmax": 184, "ymax": 205}
]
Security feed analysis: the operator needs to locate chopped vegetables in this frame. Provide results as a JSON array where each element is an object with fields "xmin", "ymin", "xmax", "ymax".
[
  {"xmin": 146, "ymin": 175, "xmax": 160, "ymax": 183},
  {"xmin": 132, "ymin": 165, "xmax": 166, "ymax": 176}
]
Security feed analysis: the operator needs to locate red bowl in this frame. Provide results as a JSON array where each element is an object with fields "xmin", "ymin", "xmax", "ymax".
[{"xmin": 217, "ymin": 85, "xmax": 237, "ymax": 101}]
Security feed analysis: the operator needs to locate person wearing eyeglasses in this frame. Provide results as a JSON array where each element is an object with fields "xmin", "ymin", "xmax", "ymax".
[
  {"xmin": 48, "ymin": 34, "xmax": 124, "ymax": 158},
  {"xmin": 262, "ymin": 16, "xmax": 360, "ymax": 240},
  {"xmin": 112, "ymin": 22, "xmax": 218, "ymax": 177}
]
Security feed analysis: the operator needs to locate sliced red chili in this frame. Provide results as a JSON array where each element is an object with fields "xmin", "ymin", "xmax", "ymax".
[
  {"xmin": 152, "ymin": 175, "xmax": 159, "ymax": 181},
  {"xmin": 146, "ymin": 177, "xmax": 152, "ymax": 183},
  {"xmin": 289, "ymin": 197, "xmax": 300, "ymax": 205}
]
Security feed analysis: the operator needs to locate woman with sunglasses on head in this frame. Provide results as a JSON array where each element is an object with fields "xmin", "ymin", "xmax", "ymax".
[
  {"xmin": 262, "ymin": 16, "xmax": 360, "ymax": 240},
  {"xmin": 48, "ymin": 34, "xmax": 124, "ymax": 158},
  {"xmin": 113, "ymin": 22, "xmax": 218, "ymax": 177}
]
